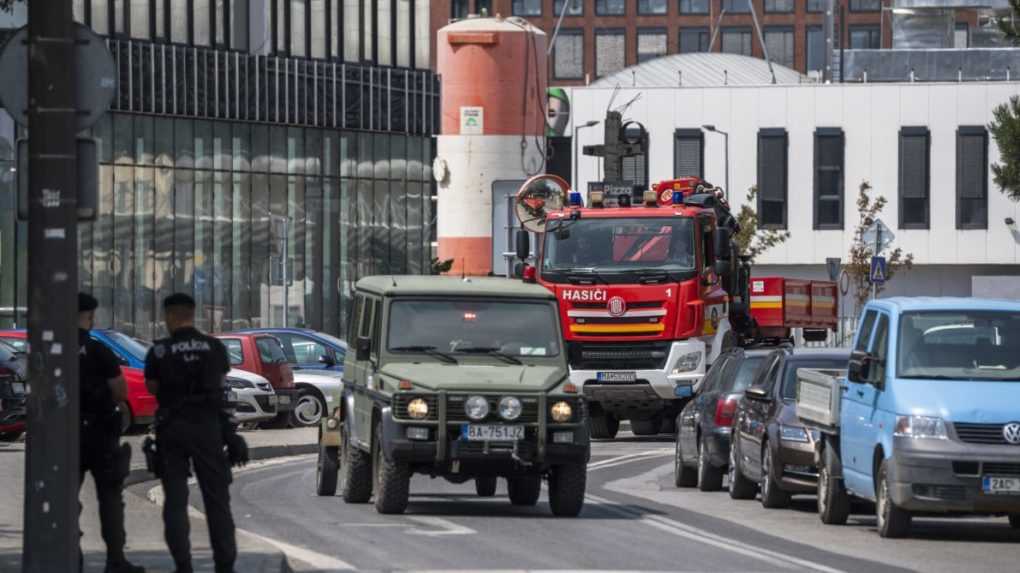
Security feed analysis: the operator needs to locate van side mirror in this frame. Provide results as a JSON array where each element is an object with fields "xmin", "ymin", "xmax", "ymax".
[
  {"xmin": 848, "ymin": 349, "xmax": 880, "ymax": 386},
  {"xmin": 515, "ymin": 230, "xmax": 530, "ymax": 261},
  {"xmin": 355, "ymin": 336, "xmax": 372, "ymax": 362},
  {"xmin": 744, "ymin": 386, "xmax": 771, "ymax": 402}
]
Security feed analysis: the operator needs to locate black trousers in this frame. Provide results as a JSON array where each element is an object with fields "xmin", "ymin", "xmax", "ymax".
[
  {"xmin": 158, "ymin": 413, "xmax": 237, "ymax": 573},
  {"xmin": 79, "ymin": 433, "xmax": 129, "ymax": 566}
]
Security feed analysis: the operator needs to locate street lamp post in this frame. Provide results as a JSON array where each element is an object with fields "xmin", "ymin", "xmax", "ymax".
[
  {"xmin": 702, "ymin": 125, "xmax": 729, "ymax": 199},
  {"xmin": 573, "ymin": 120, "xmax": 600, "ymax": 192}
]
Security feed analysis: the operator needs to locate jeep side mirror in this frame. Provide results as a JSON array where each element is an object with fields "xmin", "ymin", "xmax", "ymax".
[
  {"xmin": 744, "ymin": 386, "xmax": 771, "ymax": 402},
  {"xmin": 355, "ymin": 336, "xmax": 372, "ymax": 362},
  {"xmin": 515, "ymin": 230, "xmax": 530, "ymax": 261}
]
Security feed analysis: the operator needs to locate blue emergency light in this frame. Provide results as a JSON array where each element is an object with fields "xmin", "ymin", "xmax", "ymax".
[
  {"xmin": 672, "ymin": 190, "xmax": 684, "ymax": 204},
  {"xmin": 568, "ymin": 191, "xmax": 583, "ymax": 206}
]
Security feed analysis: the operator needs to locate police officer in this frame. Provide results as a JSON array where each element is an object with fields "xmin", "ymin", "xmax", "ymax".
[
  {"xmin": 144, "ymin": 293, "xmax": 244, "ymax": 573},
  {"xmin": 78, "ymin": 293, "xmax": 145, "ymax": 573}
]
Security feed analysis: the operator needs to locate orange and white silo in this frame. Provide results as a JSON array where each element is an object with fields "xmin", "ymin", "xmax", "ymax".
[{"xmin": 435, "ymin": 16, "xmax": 547, "ymax": 276}]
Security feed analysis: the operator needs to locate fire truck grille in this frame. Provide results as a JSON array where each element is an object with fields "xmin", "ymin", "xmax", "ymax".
[
  {"xmin": 570, "ymin": 300, "xmax": 665, "ymax": 310},
  {"xmin": 568, "ymin": 342, "xmax": 671, "ymax": 371}
]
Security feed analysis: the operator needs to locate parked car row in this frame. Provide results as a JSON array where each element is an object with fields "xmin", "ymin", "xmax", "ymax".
[{"xmin": 0, "ymin": 339, "xmax": 27, "ymax": 441}]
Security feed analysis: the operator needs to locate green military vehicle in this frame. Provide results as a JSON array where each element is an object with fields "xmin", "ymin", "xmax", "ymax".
[{"xmin": 315, "ymin": 276, "xmax": 590, "ymax": 516}]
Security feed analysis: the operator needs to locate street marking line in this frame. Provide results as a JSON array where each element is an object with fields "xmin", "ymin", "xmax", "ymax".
[
  {"xmin": 405, "ymin": 516, "xmax": 477, "ymax": 536},
  {"xmin": 586, "ymin": 493, "xmax": 845, "ymax": 573},
  {"xmin": 587, "ymin": 450, "xmax": 672, "ymax": 470}
]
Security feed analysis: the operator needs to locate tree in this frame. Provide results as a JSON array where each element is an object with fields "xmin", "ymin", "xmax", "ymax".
[
  {"xmin": 989, "ymin": 95, "xmax": 1020, "ymax": 202},
  {"xmin": 732, "ymin": 186, "xmax": 790, "ymax": 263},
  {"xmin": 845, "ymin": 181, "xmax": 914, "ymax": 311},
  {"xmin": 430, "ymin": 257, "xmax": 454, "ymax": 275},
  {"xmin": 999, "ymin": 0, "xmax": 1019, "ymax": 45}
]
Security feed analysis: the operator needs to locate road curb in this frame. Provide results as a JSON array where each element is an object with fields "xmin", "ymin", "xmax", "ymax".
[{"xmin": 125, "ymin": 442, "xmax": 317, "ymax": 486}]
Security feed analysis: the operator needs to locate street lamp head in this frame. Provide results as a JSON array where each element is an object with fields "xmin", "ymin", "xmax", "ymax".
[{"xmin": 702, "ymin": 124, "xmax": 716, "ymax": 132}]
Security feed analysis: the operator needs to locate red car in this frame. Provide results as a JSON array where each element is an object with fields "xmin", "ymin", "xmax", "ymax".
[
  {"xmin": 213, "ymin": 332, "xmax": 297, "ymax": 427},
  {"xmin": 0, "ymin": 329, "xmax": 157, "ymax": 431}
]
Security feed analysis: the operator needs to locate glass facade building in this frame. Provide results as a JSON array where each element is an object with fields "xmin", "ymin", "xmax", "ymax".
[{"xmin": 0, "ymin": 2, "xmax": 439, "ymax": 339}]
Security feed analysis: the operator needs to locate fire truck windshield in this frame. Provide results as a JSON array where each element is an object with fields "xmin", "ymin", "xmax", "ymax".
[{"xmin": 541, "ymin": 217, "xmax": 695, "ymax": 282}]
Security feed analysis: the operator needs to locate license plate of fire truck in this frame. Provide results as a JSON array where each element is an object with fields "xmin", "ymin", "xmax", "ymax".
[{"xmin": 597, "ymin": 372, "xmax": 637, "ymax": 383}]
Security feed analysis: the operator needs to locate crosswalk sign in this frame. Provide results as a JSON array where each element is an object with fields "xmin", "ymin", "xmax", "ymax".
[{"xmin": 870, "ymin": 256, "xmax": 887, "ymax": 284}]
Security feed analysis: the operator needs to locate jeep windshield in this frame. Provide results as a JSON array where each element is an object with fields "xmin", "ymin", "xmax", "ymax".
[
  {"xmin": 897, "ymin": 310, "xmax": 1020, "ymax": 381},
  {"xmin": 388, "ymin": 300, "xmax": 560, "ymax": 359},
  {"xmin": 541, "ymin": 217, "xmax": 696, "ymax": 284}
]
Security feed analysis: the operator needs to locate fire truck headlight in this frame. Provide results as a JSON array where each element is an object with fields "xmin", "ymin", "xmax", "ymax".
[{"xmin": 671, "ymin": 352, "xmax": 702, "ymax": 374}]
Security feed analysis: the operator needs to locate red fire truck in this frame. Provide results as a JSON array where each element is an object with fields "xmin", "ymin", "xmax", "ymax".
[{"xmin": 513, "ymin": 175, "xmax": 837, "ymax": 439}]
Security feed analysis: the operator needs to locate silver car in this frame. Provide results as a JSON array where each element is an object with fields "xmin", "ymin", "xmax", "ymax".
[{"xmin": 226, "ymin": 368, "xmax": 278, "ymax": 425}]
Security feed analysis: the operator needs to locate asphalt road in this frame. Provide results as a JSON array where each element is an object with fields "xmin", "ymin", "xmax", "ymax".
[{"xmin": 189, "ymin": 433, "xmax": 1018, "ymax": 572}]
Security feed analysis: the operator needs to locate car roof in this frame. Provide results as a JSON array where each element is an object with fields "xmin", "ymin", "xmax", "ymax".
[
  {"xmin": 869, "ymin": 297, "xmax": 1020, "ymax": 313},
  {"xmin": 355, "ymin": 275, "xmax": 557, "ymax": 300}
]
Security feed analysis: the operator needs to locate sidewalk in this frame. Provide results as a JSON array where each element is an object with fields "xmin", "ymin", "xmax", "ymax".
[{"xmin": 0, "ymin": 426, "xmax": 316, "ymax": 573}]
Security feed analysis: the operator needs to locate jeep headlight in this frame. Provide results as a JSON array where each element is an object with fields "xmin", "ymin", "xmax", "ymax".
[
  {"xmin": 670, "ymin": 351, "xmax": 701, "ymax": 375},
  {"xmin": 465, "ymin": 395, "xmax": 489, "ymax": 421},
  {"xmin": 893, "ymin": 415, "xmax": 947, "ymax": 440},
  {"xmin": 550, "ymin": 401, "xmax": 573, "ymax": 423},
  {"xmin": 407, "ymin": 398, "xmax": 429, "ymax": 420},
  {"xmin": 498, "ymin": 396, "xmax": 522, "ymax": 421}
]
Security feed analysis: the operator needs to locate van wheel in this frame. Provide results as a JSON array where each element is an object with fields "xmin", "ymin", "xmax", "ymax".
[
  {"xmin": 475, "ymin": 476, "xmax": 498, "ymax": 497},
  {"xmin": 759, "ymin": 443, "xmax": 791, "ymax": 508},
  {"xmin": 548, "ymin": 464, "xmax": 586, "ymax": 517},
  {"xmin": 876, "ymin": 459, "xmax": 911, "ymax": 538},
  {"xmin": 373, "ymin": 423, "xmax": 411, "ymax": 514},
  {"xmin": 631, "ymin": 416, "xmax": 661, "ymax": 436},
  {"xmin": 589, "ymin": 411, "xmax": 620, "ymax": 440},
  {"xmin": 507, "ymin": 475, "xmax": 541, "ymax": 506},
  {"xmin": 727, "ymin": 436, "xmax": 757, "ymax": 500},
  {"xmin": 315, "ymin": 431, "xmax": 339, "ymax": 496},
  {"xmin": 674, "ymin": 425, "xmax": 698, "ymax": 487},
  {"xmin": 817, "ymin": 444, "xmax": 851, "ymax": 525},
  {"xmin": 339, "ymin": 425, "xmax": 372, "ymax": 503},
  {"xmin": 697, "ymin": 437, "xmax": 723, "ymax": 491}
]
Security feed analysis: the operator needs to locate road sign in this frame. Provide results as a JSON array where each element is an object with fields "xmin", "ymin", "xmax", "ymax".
[
  {"xmin": 862, "ymin": 218, "xmax": 895, "ymax": 254},
  {"xmin": 0, "ymin": 23, "xmax": 116, "ymax": 130},
  {"xmin": 870, "ymin": 256, "xmax": 888, "ymax": 285}
]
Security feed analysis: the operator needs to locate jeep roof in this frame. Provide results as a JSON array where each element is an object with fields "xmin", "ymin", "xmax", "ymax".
[{"xmin": 356, "ymin": 275, "xmax": 557, "ymax": 300}]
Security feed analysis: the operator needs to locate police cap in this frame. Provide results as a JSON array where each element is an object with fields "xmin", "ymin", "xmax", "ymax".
[
  {"xmin": 79, "ymin": 292, "xmax": 99, "ymax": 313},
  {"xmin": 163, "ymin": 293, "xmax": 196, "ymax": 310}
]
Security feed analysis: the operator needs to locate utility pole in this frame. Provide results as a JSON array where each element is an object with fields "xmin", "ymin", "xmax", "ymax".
[{"xmin": 22, "ymin": 0, "xmax": 81, "ymax": 571}]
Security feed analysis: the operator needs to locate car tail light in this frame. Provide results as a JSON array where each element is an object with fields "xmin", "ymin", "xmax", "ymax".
[{"xmin": 714, "ymin": 395, "xmax": 739, "ymax": 427}]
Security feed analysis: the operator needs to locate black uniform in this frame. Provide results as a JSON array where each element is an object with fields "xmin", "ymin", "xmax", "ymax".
[
  {"xmin": 145, "ymin": 327, "xmax": 236, "ymax": 573},
  {"xmin": 78, "ymin": 328, "xmax": 133, "ymax": 570}
]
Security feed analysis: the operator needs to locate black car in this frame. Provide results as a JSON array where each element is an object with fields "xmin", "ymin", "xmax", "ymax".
[
  {"xmin": 729, "ymin": 348, "xmax": 850, "ymax": 507},
  {"xmin": 674, "ymin": 348, "xmax": 771, "ymax": 491}
]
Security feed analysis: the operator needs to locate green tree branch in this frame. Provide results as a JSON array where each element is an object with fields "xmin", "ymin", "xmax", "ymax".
[
  {"xmin": 989, "ymin": 95, "xmax": 1020, "ymax": 202},
  {"xmin": 732, "ymin": 186, "xmax": 791, "ymax": 264}
]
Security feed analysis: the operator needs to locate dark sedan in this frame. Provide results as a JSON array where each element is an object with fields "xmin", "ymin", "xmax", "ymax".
[
  {"xmin": 729, "ymin": 347, "xmax": 850, "ymax": 508},
  {"xmin": 674, "ymin": 348, "xmax": 771, "ymax": 491}
]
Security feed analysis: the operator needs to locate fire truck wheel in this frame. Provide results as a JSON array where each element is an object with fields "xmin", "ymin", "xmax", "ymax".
[{"xmin": 589, "ymin": 411, "xmax": 619, "ymax": 440}]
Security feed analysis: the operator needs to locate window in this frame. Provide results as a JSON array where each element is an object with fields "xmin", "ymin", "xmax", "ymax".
[
  {"xmin": 849, "ymin": 26, "xmax": 880, "ymax": 49},
  {"xmin": 222, "ymin": 338, "xmax": 245, "ymax": 365},
  {"xmin": 512, "ymin": 0, "xmax": 542, "ymax": 16},
  {"xmin": 806, "ymin": 26, "xmax": 825, "ymax": 73},
  {"xmin": 554, "ymin": 29, "xmax": 585, "ymax": 80},
  {"xmin": 130, "ymin": 0, "xmax": 150, "ymax": 39},
  {"xmin": 674, "ymin": 129, "xmax": 704, "ymax": 179},
  {"xmin": 256, "ymin": 336, "xmax": 288, "ymax": 364},
  {"xmin": 679, "ymin": 27, "xmax": 710, "ymax": 53},
  {"xmin": 722, "ymin": 0, "xmax": 750, "ymax": 13},
  {"xmin": 957, "ymin": 126, "xmax": 988, "ymax": 229},
  {"xmin": 721, "ymin": 28, "xmax": 753, "ymax": 56},
  {"xmin": 195, "ymin": 0, "xmax": 211, "ymax": 46},
  {"xmin": 232, "ymin": 0, "xmax": 249, "ymax": 50},
  {"xmin": 679, "ymin": 0, "xmax": 709, "ymax": 14},
  {"xmin": 477, "ymin": 0, "xmax": 492, "ymax": 15},
  {"xmin": 757, "ymin": 128, "xmax": 788, "ymax": 229},
  {"xmin": 596, "ymin": 0, "xmax": 626, "ymax": 16},
  {"xmin": 897, "ymin": 310, "xmax": 1020, "ymax": 381},
  {"xmin": 850, "ymin": 0, "xmax": 881, "ymax": 11},
  {"xmin": 814, "ymin": 128, "xmax": 844, "ymax": 229},
  {"xmin": 854, "ymin": 310, "xmax": 877, "ymax": 352},
  {"xmin": 396, "ymin": 0, "xmax": 412, "ymax": 67},
  {"xmin": 899, "ymin": 127, "xmax": 930, "ymax": 229},
  {"xmin": 310, "ymin": 0, "xmax": 326, "ymax": 58},
  {"xmin": 764, "ymin": 28, "xmax": 794, "ymax": 69},
  {"xmin": 451, "ymin": 0, "xmax": 469, "ymax": 19},
  {"xmin": 415, "ymin": 0, "xmax": 430, "ymax": 69},
  {"xmin": 274, "ymin": 333, "xmax": 329, "ymax": 364},
  {"xmin": 344, "ymin": 0, "xmax": 360, "ymax": 61},
  {"xmin": 595, "ymin": 30, "xmax": 626, "ymax": 77},
  {"xmin": 871, "ymin": 313, "xmax": 890, "ymax": 381},
  {"xmin": 807, "ymin": 0, "xmax": 825, "ymax": 12},
  {"xmin": 765, "ymin": 0, "xmax": 794, "ymax": 13},
  {"xmin": 377, "ymin": 0, "xmax": 392, "ymax": 65},
  {"xmin": 955, "ymin": 23, "xmax": 969, "ymax": 49},
  {"xmin": 723, "ymin": 355, "xmax": 767, "ymax": 393},
  {"xmin": 639, "ymin": 0, "xmax": 668, "ymax": 14},
  {"xmin": 637, "ymin": 29, "xmax": 668, "ymax": 63},
  {"xmin": 554, "ymin": 0, "xmax": 584, "ymax": 15},
  {"xmin": 290, "ymin": 0, "xmax": 306, "ymax": 57}
]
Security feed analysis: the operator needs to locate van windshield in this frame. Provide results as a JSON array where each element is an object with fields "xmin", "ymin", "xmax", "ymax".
[
  {"xmin": 897, "ymin": 310, "xmax": 1020, "ymax": 381},
  {"xmin": 388, "ymin": 300, "xmax": 560, "ymax": 358}
]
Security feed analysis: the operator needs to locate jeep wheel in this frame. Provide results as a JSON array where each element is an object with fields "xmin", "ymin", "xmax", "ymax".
[
  {"xmin": 631, "ymin": 416, "xmax": 661, "ymax": 436},
  {"xmin": 548, "ymin": 463, "xmax": 586, "ymax": 517},
  {"xmin": 817, "ymin": 444, "xmax": 850, "ymax": 525},
  {"xmin": 876, "ymin": 460, "xmax": 911, "ymax": 538},
  {"xmin": 589, "ymin": 411, "xmax": 620, "ymax": 440},
  {"xmin": 373, "ymin": 423, "xmax": 411, "ymax": 514},
  {"xmin": 315, "ymin": 433, "xmax": 339, "ymax": 496},
  {"xmin": 696, "ymin": 437, "xmax": 723, "ymax": 491},
  {"xmin": 339, "ymin": 425, "xmax": 372, "ymax": 504},
  {"xmin": 727, "ymin": 436, "xmax": 757, "ymax": 500},
  {"xmin": 673, "ymin": 424, "xmax": 697, "ymax": 487},
  {"xmin": 475, "ymin": 477, "xmax": 498, "ymax": 497},
  {"xmin": 507, "ymin": 475, "xmax": 542, "ymax": 506},
  {"xmin": 759, "ymin": 443, "xmax": 790, "ymax": 509}
]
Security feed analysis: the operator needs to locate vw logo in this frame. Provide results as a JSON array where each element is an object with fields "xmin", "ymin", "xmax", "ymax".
[
  {"xmin": 1004, "ymin": 422, "xmax": 1020, "ymax": 445},
  {"xmin": 607, "ymin": 296, "xmax": 627, "ymax": 317}
]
